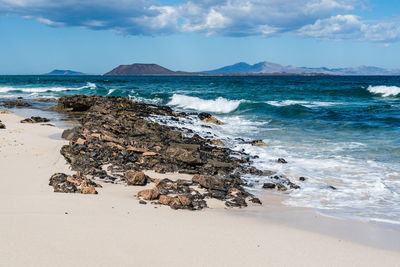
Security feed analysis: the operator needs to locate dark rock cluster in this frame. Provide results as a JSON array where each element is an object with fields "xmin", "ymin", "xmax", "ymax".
[
  {"xmin": 50, "ymin": 95, "xmax": 268, "ymax": 209},
  {"xmin": 49, "ymin": 173, "xmax": 101, "ymax": 194},
  {"xmin": 0, "ymin": 120, "xmax": 5, "ymax": 129},
  {"xmin": 0, "ymin": 100, "xmax": 32, "ymax": 108},
  {"xmin": 20, "ymin": 116, "xmax": 50, "ymax": 123}
]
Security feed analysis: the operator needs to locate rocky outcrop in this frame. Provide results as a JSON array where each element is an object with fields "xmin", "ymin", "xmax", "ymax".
[{"xmin": 47, "ymin": 95, "xmax": 298, "ymax": 209}]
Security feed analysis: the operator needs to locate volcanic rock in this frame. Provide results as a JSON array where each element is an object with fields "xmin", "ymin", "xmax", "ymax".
[
  {"xmin": 198, "ymin": 112, "xmax": 223, "ymax": 125},
  {"xmin": 262, "ymin": 182, "xmax": 276, "ymax": 189},
  {"xmin": 251, "ymin": 140, "xmax": 267, "ymax": 146},
  {"xmin": 125, "ymin": 170, "xmax": 148, "ymax": 186},
  {"xmin": 49, "ymin": 173, "xmax": 99, "ymax": 194},
  {"xmin": 1, "ymin": 100, "xmax": 32, "ymax": 108},
  {"xmin": 20, "ymin": 116, "xmax": 50, "ymax": 123},
  {"xmin": 277, "ymin": 158, "xmax": 288, "ymax": 164},
  {"xmin": 137, "ymin": 188, "xmax": 160, "ymax": 200}
]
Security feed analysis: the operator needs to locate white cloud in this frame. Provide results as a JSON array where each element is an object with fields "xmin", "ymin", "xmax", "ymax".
[
  {"xmin": 0, "ymin": 0, "xmax": 399, "ymax": 43},
  {"xmin": 297, "ymin": 14, "xmax": 400, "ymax": 42}
]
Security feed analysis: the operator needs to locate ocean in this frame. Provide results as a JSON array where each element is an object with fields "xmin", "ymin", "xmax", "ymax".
[{"xmin": 1, "ymin": 75, "xmax": 399, "ymax": 226}]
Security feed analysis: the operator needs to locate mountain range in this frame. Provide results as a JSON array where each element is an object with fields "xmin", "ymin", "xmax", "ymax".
[
  {"xmin": 202, "ymin": 62, "xmax": 400, "ymax": 75},
  {"xmin": 103, "ymin": 62, "xmax": 400, "ymax": 76},
  {"xmin": 44, "ymin": 69, "xmax": 86, "ymax": 75}
]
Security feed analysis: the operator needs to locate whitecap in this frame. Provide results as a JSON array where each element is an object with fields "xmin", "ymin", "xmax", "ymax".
[
  {"xmin": 168, "ymin": 94, "xmax": 243, "ymax": 113},
  {"xmin": 266, "ymin": 100, "xmax": 338, "ymax": 108},
  {"xmin": 367, "ymin": 85, "xmax": 400, "ymax": 97},
  {"xmin": 0, "ymin": 82, "xmax": 96, "ymax": 93}
]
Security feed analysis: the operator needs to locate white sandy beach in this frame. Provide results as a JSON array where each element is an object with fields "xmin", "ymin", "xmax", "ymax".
[{"xmin": 1, "ymin": 110, "xmax": 400, "ymax": 267}]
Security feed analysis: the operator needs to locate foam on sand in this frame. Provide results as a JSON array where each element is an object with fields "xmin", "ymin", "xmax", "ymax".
[{"xmin": 168, "ymin": 94, "xmax": 242, "ymax": 113}]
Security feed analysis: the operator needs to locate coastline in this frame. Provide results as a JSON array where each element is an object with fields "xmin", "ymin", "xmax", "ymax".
[{"xmin": 1, "ymin": 110, "xmax": 400, "ymax": 266}]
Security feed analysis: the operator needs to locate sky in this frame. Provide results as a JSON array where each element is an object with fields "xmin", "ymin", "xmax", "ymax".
[{"xmin": 0, "ymin": 0, "xmax": 400, "ymax": 74}]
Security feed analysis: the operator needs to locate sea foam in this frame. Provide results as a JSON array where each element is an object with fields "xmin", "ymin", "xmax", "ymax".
[
  {"xmin": 266, "ymin": 100, "xmax": 338, "ymax": 107},
  {"xmin": 168, "ymin": 94, "xmax": 242, "ymax": 113},
  {"xmin": 0, "ymin": 82, "xmax": 96, "ymax": 93},
  {"xmin": 367, "ymin": 85, "xmax": 400, "ymax": 97}
]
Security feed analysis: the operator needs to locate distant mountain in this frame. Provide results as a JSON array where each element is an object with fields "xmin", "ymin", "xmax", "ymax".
[
  {"xmin": 44, "ymin": 69, "xmax": 86, "ymax": 75},
  {"xmin": 104, "ymin": 63, "xmax": 189, "ymax": 76},
  {"xmin": 203, "ymin": 61, "xmax": 400, "ymax": 75}
]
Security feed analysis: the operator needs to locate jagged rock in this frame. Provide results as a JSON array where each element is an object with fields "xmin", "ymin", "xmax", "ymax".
[
  {"xmin": 125, "ymin": 170, "xmax": 148, "ymax": 185},
  {"xmin": 198, "ymin": 112, "xmax": 223, "ymax": 125},
  {"xmin": 137, "ymin": 188, "xmax": 160, "ymax": 200},
  {"xmin": 192, "ymin": 174, "xmax": 227, "ymax": 192},
  {"xmin": 207, "ymin": 139, "xmax": 224, "ymax": 146},
  {"xmin": 277, "ymin": 158, "xmax": 288, "ymax": 164},
  {"xmin": 262, "ymin": 183, "xmax": 276, "ymax": 189},
  {"xmin": 0, "ymin": 109, "xmax": 10, "ymax": 114},
  {"xmin": 1, "ymin": 100, "xmax": 31, "ymax": 108},
  {"xmin": 49, "ymin": 173, "xmax": 99, "ymax": 194},
  {"xmin": 20, "ymin": 116, "xmax": 50, "ymax": 123},
  {"xmin": 251, "ymin": 140, "xmax": 267, "ymax": 146},
  {"xmin": 0, "ymin": 121, "xmax": 5, "ymax": 129}
]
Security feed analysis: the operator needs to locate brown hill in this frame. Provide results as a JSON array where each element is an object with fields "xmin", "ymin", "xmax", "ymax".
[{"xmin": 104, "ymin": 63, "xmax": 187, "ymax": 76}]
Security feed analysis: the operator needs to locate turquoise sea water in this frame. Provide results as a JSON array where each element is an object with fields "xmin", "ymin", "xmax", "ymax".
[{"xmin": 1, "ymin": 75, "xmax": 399, "ymax": 225}]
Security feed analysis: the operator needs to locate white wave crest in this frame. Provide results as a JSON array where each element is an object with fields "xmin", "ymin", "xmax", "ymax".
[
  {"xmin": 266, "ymin": 100, "xmax": 338, "ymax": 107},
  {"xmin": 367, "ymin": 85, "xmax": 400, "ymax": 97},
  {"xmin": 0, "ymin": 82, "xmax": 96, "ymax": 93},
  {"xmin": 168, "ymin": 94, "xmax": 242, "ymax": 113}
]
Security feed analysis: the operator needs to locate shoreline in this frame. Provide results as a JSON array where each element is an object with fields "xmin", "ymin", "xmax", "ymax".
[{"xmin": 1, "ymin": 110, "xmax": 400, "ymax": 266}]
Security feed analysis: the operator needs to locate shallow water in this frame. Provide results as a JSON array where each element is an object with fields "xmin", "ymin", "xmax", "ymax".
[{"xmin": 1, "ymin": 75, "xmax": 399, "ymax": 225}]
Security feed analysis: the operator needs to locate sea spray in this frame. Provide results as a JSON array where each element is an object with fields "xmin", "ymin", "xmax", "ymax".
[{"xmin": 168, "ymin": 94, "xmax": 243, "ymax": 113}]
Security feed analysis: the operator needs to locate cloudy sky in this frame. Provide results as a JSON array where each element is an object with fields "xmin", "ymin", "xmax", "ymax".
[{"xmin": 0, "ymin": 0, "xmax": 399, "ymax": 74}]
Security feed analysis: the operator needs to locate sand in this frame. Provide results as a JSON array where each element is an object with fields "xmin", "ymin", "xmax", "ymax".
[{"xmin": 1, "ymin": 111, "xmax": 400, "ymax": 267}]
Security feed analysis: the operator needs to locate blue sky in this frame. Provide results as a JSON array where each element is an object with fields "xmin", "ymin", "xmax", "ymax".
[{"xmin": 0, "ymin": 0, "xmax": 400, "ymax": 74}]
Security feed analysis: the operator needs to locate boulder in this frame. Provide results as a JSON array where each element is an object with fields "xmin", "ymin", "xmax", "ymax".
[
  {"xmin": 262, "ymin": 183, "xmax": 276, "ymax": 189},
  {"xmin": 125, "ymin": 170, "xmax": 148, "ymax": 185},
  {"xmin": 251, "ymin": 140, "xmax": 267, "ymax": 146},
  {"xmin": 192, "ymin": 174, "xmax": 227, "ymax": 192},
  {"xmin": 137, "ymin": 188, "xmax": 160, "ymax": 200},
  {"xmin": 198, "ymin": 112, "xmax": 223, "ymax": 125}
]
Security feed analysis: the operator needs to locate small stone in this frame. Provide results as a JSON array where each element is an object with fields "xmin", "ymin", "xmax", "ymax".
[
  {"xmin": 143, "ymin": 151, "xmax": 157, "ymax": 156},
  {"xmin": 262, "ymin": 183, "xmax": 276, "ymax": 189},
  {"xmin": 277, "ymin": 158, "xmax": 288, "ymax": 164},
  {"xmin": 327, "ymin": 185, "xmax": 337, "ymax": 190},
  {"xmin": 299, "ymin": 177, "xmax": 306, "ymax": 181},
  {"xmin": 251, "ymin": 140, "xmax": 267, "ymax": 146},
  {"xmin": 139, "ymin": 200, "xmax": 147, "ymax": 205}
]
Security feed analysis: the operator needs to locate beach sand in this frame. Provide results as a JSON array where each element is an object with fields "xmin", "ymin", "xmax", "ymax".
[{"xmin": 1, "ymin": 111, "xmax": 400, "ymax": 267}]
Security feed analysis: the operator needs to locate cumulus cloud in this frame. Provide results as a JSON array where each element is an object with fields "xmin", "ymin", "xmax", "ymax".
[
  {"xmin": 297, "ymin": 14, "xmax": 400, "ymax": 42},
  {"xmin": 0, "ymin": 0, "xmax": 399, "ymax": 43}
]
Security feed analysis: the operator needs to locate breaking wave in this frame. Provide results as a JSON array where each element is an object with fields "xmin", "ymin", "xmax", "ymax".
[
  {"xmin": 367, "ymin": 85, "xmax": 400, "ymax": 97},
  {"xmin": 168, "ymin": 94, "xmax": 243, "ymax": 113},
  {"xmin": 265, "ymin": 100, "xmax": 339, "ymax": 108},
  {"xmin": 0, "ymin": 82, "xmax": 96, "ymax": 93}
]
